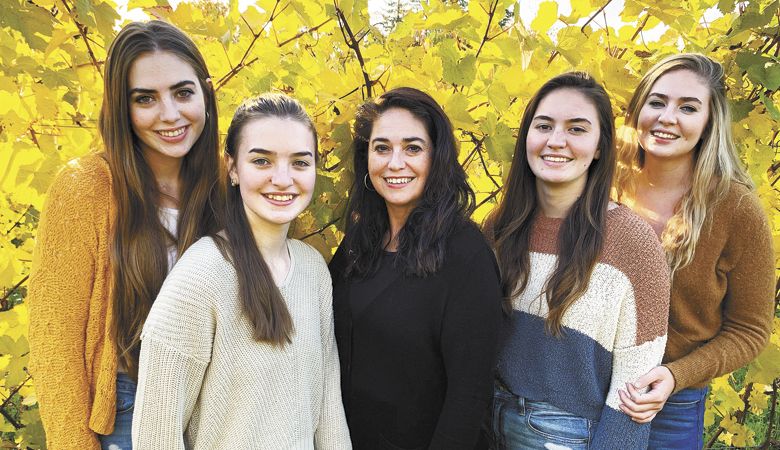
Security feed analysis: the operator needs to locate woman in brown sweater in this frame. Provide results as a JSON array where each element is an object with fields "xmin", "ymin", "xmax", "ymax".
[{"xmin": 613, "ymin": 53, "xmax": 774, "ymax": 449}]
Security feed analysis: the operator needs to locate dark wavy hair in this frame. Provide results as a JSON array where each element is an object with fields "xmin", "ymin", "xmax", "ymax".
[
  {"xmin": 217, "ymin": 93, "xmax": 317, "ymax": 345},
  {"xmin": 340, "ymin": 87, "xmax": 475, "ymax": 278},
  {"xmin": 485, "ymin": 72, "xmax": 615, "ymax": 334}
]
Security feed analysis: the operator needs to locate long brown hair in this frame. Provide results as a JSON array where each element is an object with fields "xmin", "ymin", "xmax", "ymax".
[
  {"xmin": 99, "ymin": 21, "xmax": 222, "ymax": 379},
  {"xmin": 614, "ymin": 53, "xmax": 753, "ymax": 276},
  {"xmin": 217, "ymin": 93, "xmax": 317, "ymax": 344},
  {"xmin": 485, "ymin": 72, "xmax": 615, "ymax": 335}
]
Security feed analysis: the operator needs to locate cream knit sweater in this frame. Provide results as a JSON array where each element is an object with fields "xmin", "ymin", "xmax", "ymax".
[{"xmin": 132, "ymin": 237, "xmax": 351, "ymax": 449}]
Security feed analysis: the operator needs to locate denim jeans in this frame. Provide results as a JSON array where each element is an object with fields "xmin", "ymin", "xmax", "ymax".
[
  {"xmin": 647, "ymin": 386, "xmax": 709, "ymax": 450},
  {"xmin": 98, "ymin": 373, "xmax": 136, "ymax": 450},
  {"xmin": 491, "ymin": 383, "xmax": 596, "ymax": 450}
]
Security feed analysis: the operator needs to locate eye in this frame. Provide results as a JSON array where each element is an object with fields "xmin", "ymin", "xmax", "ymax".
[
  {"xmin": 648, "ymin": 100, "xmax": 665, "ymax": 108},
  {"xmin": 680, "ymin": 104, "xmax": 698, "ymax": 113},
  {"xmin": 569, "ymin": 126, "xmax": 587, "ymax": 134},
  {"xmin": 251, "ymin": 158, "xmax": 270, "ymax": 166},
  {"xmin": 406, "ymin": 144, "xmax": 423, "ymax": 154},
  {"xmin": 176, "ymin": 88, "xmax": 195, "ymax": 99},
  {"xmin": 373, "ymin": 144, "xmax": 390, "ymax": 153},
  {"xmin": 293, "ymin": 159, "xmax": 312, "ymax": 168},
  {"xmin": 534, "ymin": 123, "xmax": 552, "ymax": 131},
  {"xmin": 133, "ymin": 95, "xmax": 154, "ymax": 105}
]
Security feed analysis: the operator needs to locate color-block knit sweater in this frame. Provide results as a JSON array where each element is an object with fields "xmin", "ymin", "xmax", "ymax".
[
  {"xmin": 27, "ymin": 155, "xmax": 117, "ymax": 450},
  {"xmin": 496, "ymin": 205, "xmax": 670, "ymax": 449},
  {"xmin": 132, "ymin": 237, "xmax": 352, "ymax": 450},
  {"xmin": 659, "ymin": 183, "xmax": 774, "ymax": 392}
]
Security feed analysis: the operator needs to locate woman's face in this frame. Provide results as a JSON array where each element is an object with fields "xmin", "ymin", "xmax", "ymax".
[
  {"xmin": 637, "ymin": 69, "xmax": 711, "ymax": 164},
  {"xmin": 128, "ymin": 51, "xmax": 207, "ymax": 167},
  {"xmin": 526, "ymin": 88, "xmax": 601, "ymax": 198},
  {"xmin": 229, "ymin": 117, "xmax": 317, "ymax": 230},
  {"xmin": 367, "ymin": 108, "xmax": 432, "ymax": 222}
]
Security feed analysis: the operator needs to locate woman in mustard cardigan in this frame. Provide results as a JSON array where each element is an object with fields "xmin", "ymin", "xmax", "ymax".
[{"xmin": 26, "ymin": 21, "xmax": 222, "ymax": 449}]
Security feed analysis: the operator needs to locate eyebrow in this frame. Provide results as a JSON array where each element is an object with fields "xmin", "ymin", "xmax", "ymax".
[
  {"xmin": 370, "ymin": 137, "xmax": 427, "ymax": 144},
  {"xmin": 248, "ymin": 148, "xmax": 314, "ymax": 158},
  {"xmin": 129, "ymin": 80, "xmax": 196, "ymax": 95},
  {"xmin": 532, "ymin": 115, "xmax": 592, "ymax": 125},
  {"xmin": 648, "ymin": 92, "xmax": 703, "ymax": 104}
]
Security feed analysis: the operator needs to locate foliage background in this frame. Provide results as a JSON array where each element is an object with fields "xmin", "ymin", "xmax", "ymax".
[{"xmin": 0, "ymin": 0, "xmax": 778, "ymax": 447}]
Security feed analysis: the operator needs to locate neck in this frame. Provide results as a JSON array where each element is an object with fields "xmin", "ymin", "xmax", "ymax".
[
  {"xmin": 384, "ymin": 204, "xmax": 411, "ymax": 251},
  {"xmin": 246, "ymin": 212, "xmax": 290, "ymax": 261},
  {"xmin": 143, "ymin": 147, "xmax": 184, "ymax": 207},
  {"xmin": 640, "ymin": 152, "xmax": 694, "ymax": 192},
  {"xmin": 535, "ymin": 180, "xmax": 582, "ymax": 219}
]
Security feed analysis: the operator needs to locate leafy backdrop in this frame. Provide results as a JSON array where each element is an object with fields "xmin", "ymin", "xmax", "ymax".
[{"xmin": 1, "ymin": 0, "xmax": 778, "ymax": 448}]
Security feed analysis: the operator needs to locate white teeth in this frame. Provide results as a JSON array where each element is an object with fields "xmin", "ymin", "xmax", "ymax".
[
  {"xmin": 542, "ymin": 156, "xmax": 571, "ymax": 163},
  {"xmin": 265, "ymin": 194, "xmax": 294, "ymax": 202},
  {"xmin": 158, "ymin": 127, "xmax": 185, "ymax": 137},
  {"xmin": 652, "ymin": 131, "xmax": 678, "ymax": 139},
  {"xmin": 386, "ymin": 177, "xmax": 413, "ymax": 184}
]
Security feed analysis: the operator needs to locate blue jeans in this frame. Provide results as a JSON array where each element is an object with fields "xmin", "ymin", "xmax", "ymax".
[
  {"xmin": 491, "ymin": 383, "xmax": 596, "ymax": 450},
  {"xmin": 648, "ymin": 386, "xmax": 709, "ymax": 450},
  {"xmin": 98, "ymin": 373, "xmax": 136, "ymax": 450}
]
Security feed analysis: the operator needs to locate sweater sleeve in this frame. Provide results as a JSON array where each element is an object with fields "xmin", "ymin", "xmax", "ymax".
[
  {"xmin": 314, "ymin": 260, "xmax": 352, "ymax": 449},
  {"xmin": 665, "ymin": 190, "xmax": 775, "ymax": 392},
  {"xmin": 591, "ymin": 226, "xmax": 670, "ymax": 450},
  {"xmin": 27, "ymin": 161, "xmax": 107, "ymax": 450},
  {"xmin": 132, "ymin": 240, "xmax": 218, "ymax": 449},
  {"xmin": 430, "ymin": 241, "xmax": 504, "ymax": 450}
]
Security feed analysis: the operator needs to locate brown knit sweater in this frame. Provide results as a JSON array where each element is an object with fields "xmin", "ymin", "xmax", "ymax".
[{"xmin": 661, "ymin": 182, "xmax": 775, "ymax": 392}]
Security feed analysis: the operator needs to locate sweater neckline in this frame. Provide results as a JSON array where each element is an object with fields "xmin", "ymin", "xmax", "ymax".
[{"xmin": 276, "ymin": 240, "xmax": 295, "ymax": 289}]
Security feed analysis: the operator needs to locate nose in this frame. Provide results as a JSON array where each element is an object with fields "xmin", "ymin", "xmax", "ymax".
[
  {"xmin": 271, "ymin": 164, "xmax": 293, "ymax": 188},
  {"xmin": 159, "ymin": 96, "xmax": 181, "ymax": 123},
  {"xmin": 388, "ymin": 148, "xmax": 406, "ymax": 170},
  {"xmin": 658, "ymin": 105, "xmax": 677, "ymax": 125},
  {"xmin": 547, "ymin": 127, "xmax": 566, "ymax": 149}
]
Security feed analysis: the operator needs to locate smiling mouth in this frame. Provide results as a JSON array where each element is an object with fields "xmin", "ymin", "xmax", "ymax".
[
  {"xmin": 263, "ymin": 193, "xmax": 296, "ymax": 202},
  {"xmin": 651, "ymin": 130, "xmax": 679, "ymax": 140},
  {"xmin": 385, "ymin": 177, "xmax": 414, "ymax": 185},
  {"xmin": 541, "ymin": 155, "xmax": 572, "ymax": 163},
  {"xmin": 157, "ymin": 126, "xmax": 187, "ymax": 138}
]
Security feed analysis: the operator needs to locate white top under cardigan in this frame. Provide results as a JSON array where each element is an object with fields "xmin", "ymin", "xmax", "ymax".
[{"xmin": 132, "ymin": 237, "xmax": 351, "ymax": 450}]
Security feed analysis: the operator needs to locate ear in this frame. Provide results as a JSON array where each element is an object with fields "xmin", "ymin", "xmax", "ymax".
[
  {"xmin": 594, "ymin": 149, "xmax": 601, "ymax": 160},
  {"xmin": 227, "ymin": 154, "xmax": 237, "ymax": 182}
]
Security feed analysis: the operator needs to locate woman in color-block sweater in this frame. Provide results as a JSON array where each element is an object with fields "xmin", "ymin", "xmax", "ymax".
[
  {"xmin": 330, "ymin": 87, "xmax": 504, "ymax": 449},
  {"xmin": 615, "ymin": 54, "xmax": 774, "ymax": 449},
  {"xmin": 26, "ymin": 21, "xmax": 222, "ymax": 449},
  {"xmin": 132, "ymin": 94, "xmax": 351, "ymax": 449},
  {"xmin": 485, "ymin": 72, "xmax": 670, "ymax": 449}
]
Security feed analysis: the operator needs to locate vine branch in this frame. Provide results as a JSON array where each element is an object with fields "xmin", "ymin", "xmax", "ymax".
[
  {"xmin": 335, "ymin": 3, "xmax": 373, "ymax": 99},
  {"xmin": 59, "ymin": 0, "xmax": 102, "ymax": 76}
]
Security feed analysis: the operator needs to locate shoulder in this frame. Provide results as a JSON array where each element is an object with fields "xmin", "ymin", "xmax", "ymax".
[
  {"xmin": 172, "ymin": 236, "xmax": 234, "ymax": 283},
  {"xmin": 46, "ymin": 154, "xmax": 111, "ymax": 205},
  {"xmin": 288, "ymin": 239, "xmax": 329, "ymax": 274},
  {"xmin": 603, "ymin": 205, "xmax": 669, "ymax": 284},
  {"xmin": 719, "ymin": 182, "xmax": 768, "ymax": 229},
  {"xmin": 445, "ymin": 220, "xmax": 499, "ymax": 275}
]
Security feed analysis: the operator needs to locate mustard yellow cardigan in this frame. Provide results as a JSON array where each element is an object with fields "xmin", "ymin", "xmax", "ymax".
[{"xmin": 28, "ymin": 155, "xmax": 117, "ymax": 449}]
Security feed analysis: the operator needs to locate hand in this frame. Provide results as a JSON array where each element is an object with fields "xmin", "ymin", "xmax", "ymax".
[{"xmin": 618, "ymin": 366, "xmax": 675, "ymax": 424}]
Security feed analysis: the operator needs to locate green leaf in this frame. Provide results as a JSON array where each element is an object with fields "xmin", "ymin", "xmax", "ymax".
[{"xmin": 760, "ymin": 93, "xmax": 780, "ymax": 121}]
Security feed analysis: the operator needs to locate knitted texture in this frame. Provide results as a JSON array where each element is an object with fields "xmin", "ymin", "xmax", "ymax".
[
  {"xmin": 132, "ymin": 237, "xmax": 351, "ymax": 449},
  {"xmin": 497, "ymin": 205, "xmax": 670, "ymax": 450},
  {"xmin": 662, "ymin": 183, "xmax": 775, "ymax": 392},
  {"xmin": 27, "ymin": 155, "xmax": 117, "ymax": 449}
]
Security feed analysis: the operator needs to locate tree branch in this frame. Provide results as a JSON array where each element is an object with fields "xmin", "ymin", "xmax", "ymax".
[
  {"xmin": 301, "ymin": 216, "xmax": 341, "ymax": 240},
  {"xmin": 475, "ymin": 0, "xmax": 499, "ymax": 60},
  {"xmin": 581, "ymin": 0, "xmax": 614, "ymax": 35},
  {"xmin": 335, "ymin": 3, "xmax": 372, "ymax": 99},
  {"xmin": 59, "ymin": 0, "xmax": 102, "ymax": 76}
]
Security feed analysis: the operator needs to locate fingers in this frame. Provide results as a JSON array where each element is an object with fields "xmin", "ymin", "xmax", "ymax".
[
  {"xmin": 626, "ymin": 381, "xmax": 666, "ymax": 404},
  {"xmin": 618, "ymin": 390, "xmax": 659, "ymax": 423},
  {"xmin": 631, "ymin": 366, "xmax": 663, "ymax": 390}
]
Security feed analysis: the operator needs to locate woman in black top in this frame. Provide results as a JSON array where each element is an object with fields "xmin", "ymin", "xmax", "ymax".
[{"xmin": 329, "ymin": 87, "xmax": 504, "ymax": 450}]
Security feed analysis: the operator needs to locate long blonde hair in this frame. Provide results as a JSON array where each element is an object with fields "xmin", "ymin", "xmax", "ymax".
[{"xmin": 614, "ymin": 53, "xmax": 752, "ymax": 275}]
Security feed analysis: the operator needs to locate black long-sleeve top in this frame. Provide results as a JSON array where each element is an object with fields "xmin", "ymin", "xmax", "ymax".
[{"xmin": 329, "ymin": 222, "xmax": 504, "ymax": 450}]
